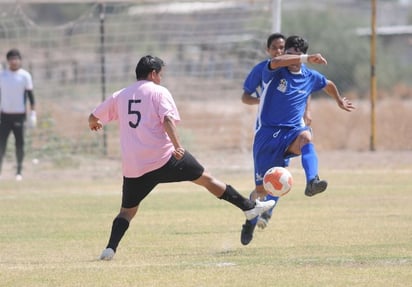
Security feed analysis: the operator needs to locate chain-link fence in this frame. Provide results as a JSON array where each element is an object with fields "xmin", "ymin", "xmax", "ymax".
[{"xmin": 0, "ymin": 0, "xmax": 411, "ymax": 172}]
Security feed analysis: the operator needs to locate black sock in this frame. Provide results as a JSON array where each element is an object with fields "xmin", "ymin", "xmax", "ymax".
[
  {"xmin": 219, "ymin": 185, "xmax": 255, "ymax": 211},
  {"xmin": 17, "ymin": 164, "xmax": 22, "ymax": 175},
  {"xmin": 106, "ymin": 217, "xmax": 130, "ymax": 252}
]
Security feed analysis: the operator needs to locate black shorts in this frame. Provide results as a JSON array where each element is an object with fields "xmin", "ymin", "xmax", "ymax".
[
  {"xmin": 0, "ymin": 112, "xmax": 26, "ymax": 125},
  {"xmin": 122, "ymin": 151, "xmax": 204, "ymax": 208}
]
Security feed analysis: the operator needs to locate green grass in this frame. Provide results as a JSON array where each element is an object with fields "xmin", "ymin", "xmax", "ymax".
[{"xmin": 0, "ymin": 168, "xmax": 411, "ymax": 287}]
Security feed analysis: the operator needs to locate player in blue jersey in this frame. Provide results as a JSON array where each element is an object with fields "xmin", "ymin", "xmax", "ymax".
[
  {"xmin": 241, "ymin": 35, "xmax": 355, "ymax": 245},
  {"xmin": 242, "ymin": 33, "xmax": 285, "ymax": 105},
  {"xmin": 241, "ymin": 33, "xmax": 312, "ymax": 230},
  {"xmin": 242, "ymin": 33, "xmax": 312, "ymax": 123}
]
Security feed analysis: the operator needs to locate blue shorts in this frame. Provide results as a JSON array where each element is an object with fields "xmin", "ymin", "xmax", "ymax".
[{"xmin": 253, "ymin": 125, "xmax": 311, "ymax": 185}]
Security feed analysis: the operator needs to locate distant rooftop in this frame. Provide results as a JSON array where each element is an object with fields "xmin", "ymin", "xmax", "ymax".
[
  {"xmin": 128, "ymin": 1, "xmax": 244, "ymax": 15},
  {"xmin": 357, "ymin": 25, "xmax": 412, "ymax": 36}
]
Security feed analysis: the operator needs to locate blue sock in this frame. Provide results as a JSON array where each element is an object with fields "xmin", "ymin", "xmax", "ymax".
[{"xmin": 301, "ymin": 143, "xmax": 318, "ymax": 183}]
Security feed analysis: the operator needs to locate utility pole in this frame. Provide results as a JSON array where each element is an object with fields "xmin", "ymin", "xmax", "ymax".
[
  {"xmin": 99, "ymin": 3, "xmax": 107, "ymax": 155},
  {"xmin": 370, "ymin": 0, "xmax": 377, "ymax": 151},
  {"xmin": 272, "ymin": 0, "xmax": 282, "ymax": 32}
]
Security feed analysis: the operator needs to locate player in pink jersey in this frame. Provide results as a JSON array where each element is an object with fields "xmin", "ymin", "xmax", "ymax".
[{"xmin": 88, "ymin": 55, "xmax": 276, "ymax": 260}]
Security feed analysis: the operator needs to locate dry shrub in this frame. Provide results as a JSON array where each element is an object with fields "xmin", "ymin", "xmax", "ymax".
[
  {"xmin": 180, "ymin": 97, "xmax": 412, "ymax": 152},
  {"xmin": 294, "ymin": 98, "xmax": 412, "ymax": 151}
]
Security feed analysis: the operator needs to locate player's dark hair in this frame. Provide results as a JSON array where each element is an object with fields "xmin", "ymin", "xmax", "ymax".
[
  {"xmin": 135, "ymin": 55, "xmax": 164, "ymax": 80},
  {"xmin": 266, "ymin": 33, "xmax": 285, "ymax": 48},
  {"xmin": 6, "ymin": 48, "xmax": 22, "ymax": 60},
  {"xmin": 285, "ymin": 36, "xmax": 309, "ymax": 54}
]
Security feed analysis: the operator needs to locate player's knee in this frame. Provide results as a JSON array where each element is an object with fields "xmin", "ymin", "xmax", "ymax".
[
  {"xmin": 298, "ymin": 131, "xmax": 312, "ymax": 146},
  {"xmin": 119, "ymin": 207, "xmax": 138, "ymax": 221}
]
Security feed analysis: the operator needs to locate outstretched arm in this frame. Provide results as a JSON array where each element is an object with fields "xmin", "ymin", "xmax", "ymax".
[
  {"xmin": 323, "ymin": 80, "xmax": 355, "ymax": 112},
  {"xmin": 163, "ymin": 115, "xmax": 185, "ymax": 159},
  {"xmin": 269, "ymin": 53, "xmax": 327, "ymax": 70}
]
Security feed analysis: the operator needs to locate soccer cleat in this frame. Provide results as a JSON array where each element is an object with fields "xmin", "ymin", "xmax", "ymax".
[
  {"xmin": 243, "ymin": 199, "xmax": 276, "ymax": 220},
  {"xmin": 257, "ymin": 211, "xmax": 271, "ymax": 229},
  {"xmin": 15, "ymin": 174, "xmax": 23, "ymax": 181},
  {"xmin": 241, "ymin": 220, "xmax": 256, "ymax": 245},
  {"xmin": 305, "ymin": 175, "xmax": 328, "ymax": 197},
  {"xmin": 99, "ymin": 248, "xmax": 115, "ymax": 260}
]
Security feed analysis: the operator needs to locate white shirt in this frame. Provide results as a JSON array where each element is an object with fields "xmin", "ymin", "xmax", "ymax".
[{"xmin": 0, "ymin": 68, "xmax": 33, "ymax": 114}]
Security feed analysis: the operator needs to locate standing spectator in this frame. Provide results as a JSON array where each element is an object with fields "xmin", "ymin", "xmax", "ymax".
[
  {"xmin": 88, "ymin": 55, "xmax": 275, "ymax": 260},
  {"xmin": 0, "ymin": 49, "xmax": 36, "ymax": 180}
]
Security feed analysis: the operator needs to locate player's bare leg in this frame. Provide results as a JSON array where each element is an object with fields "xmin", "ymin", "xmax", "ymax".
[{"xmin": 192, "ymin": 171, "xmax": 275, "ymax": 219}]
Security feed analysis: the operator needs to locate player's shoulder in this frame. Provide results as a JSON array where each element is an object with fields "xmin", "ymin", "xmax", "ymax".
[
  {"xmin": 154, "ymin": 82, "xmax": 169, "ymax": 91},
  {"xmin": 0, "ymin": 68, "xmax": 10, "ymax": 76},
  {"xmin": 112, "ymin": 87, "xmax": 126, "ymax": 98},
  {"xmin": 300, "ymin": 65, "xmax": 327, "ymax": 88},
  {"xmin": 253, "ymin": 59, "xmax": 270, "ymax": 71},
  {"xmin": 301, "ymin": 65, "xmax": 324, "ymax": 77},
  {"xmin": 152, "ymin": 82, "xmax": 172, "ymax": 97},
  {"xmin": 117, "ymin": 80, "xmax": 172, "ymax": 99},
  {"xmin": 247, "ymin": 59, "xmax": 269, "ymax": 75},
  {"xmin": 17, "ymin": 68, "xmax": 32, "ymax": 77}
]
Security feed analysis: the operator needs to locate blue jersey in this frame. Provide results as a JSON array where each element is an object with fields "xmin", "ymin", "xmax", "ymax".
[
  {"xmin": 243, "ymin": 59, "xmax": 269, "ymax": 97},
  {"xmin": 257, "ymin": 64, "xmax": 327, "ymax": 129}
]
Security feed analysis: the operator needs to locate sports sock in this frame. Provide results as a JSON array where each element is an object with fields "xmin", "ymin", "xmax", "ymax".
[
  {"xmin": 106, "ymin": 217, "xmax": 130, "ymax": 252},
  {"xmin": 219, "ymin": 185, "xmax": 255, "ymax": 211},
  {"xmin": 264, "ymin": 194, "xmax": 279, "ymax": 216},
  {"xmin": 249, "ymin": 217, "xmax": 258, "ymax": 225},
  {"xmin": 301, "ymin": 143, "xmax": 318, "ymax": 183},
  {"xmin": 17, "ymin": 164, "xmax": 22, "ymax": 175}
]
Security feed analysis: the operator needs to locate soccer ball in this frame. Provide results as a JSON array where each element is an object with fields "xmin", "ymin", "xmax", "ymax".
[{"xmin": 263, "ymin": 166, "xmax": 293, "ymax": 197}]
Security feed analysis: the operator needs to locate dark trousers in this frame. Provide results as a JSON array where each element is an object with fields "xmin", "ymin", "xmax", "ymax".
[{"xmin": 0, "ymin": 113, "xmax": 25, "ymax": 174}]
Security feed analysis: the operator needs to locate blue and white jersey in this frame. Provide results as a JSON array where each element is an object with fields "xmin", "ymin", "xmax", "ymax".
[
  {"xmin": 256, "ymin": 64, "xmax": 327, "ymax": 130},
  {"xmin": 243, "ymin": 59, "xmax": 269, "ymax": 98}
]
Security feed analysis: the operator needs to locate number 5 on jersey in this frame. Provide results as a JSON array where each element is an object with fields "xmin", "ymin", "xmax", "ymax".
[{"xmin": 128, "ymin": 99, "xmax": 141, "ymax": 128}]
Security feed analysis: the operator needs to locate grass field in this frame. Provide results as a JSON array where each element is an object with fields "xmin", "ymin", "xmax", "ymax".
[{"xmin": 0, "ymin": 151, "xmax": 411, "ymax": 287}]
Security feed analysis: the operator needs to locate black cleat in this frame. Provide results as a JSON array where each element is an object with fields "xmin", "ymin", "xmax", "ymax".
[
  {"xmin": 305, "ymin": 175, "xmax": 328, "ymax": 197},
  {"xmin": 241, "ymin": 220, "xmax": 256, "ymax": 245}
]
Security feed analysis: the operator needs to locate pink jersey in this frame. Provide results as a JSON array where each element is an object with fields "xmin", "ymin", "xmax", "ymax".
[{"xmin": 92, "ymin": 80, "xmax": 180, "ymax": 177}]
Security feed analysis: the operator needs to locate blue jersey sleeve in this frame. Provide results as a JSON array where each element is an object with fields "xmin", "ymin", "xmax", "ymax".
[
  {"xmin": 261, "ymin": 60, "xmax": 281, "ymax": 86},
  {"xmin": 243, "ymin": 60, "xmax": 269, "ymax": 97},
  {"xmin": 310, "ymin": 70, "xmax": 327, "ymax": 92}
]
